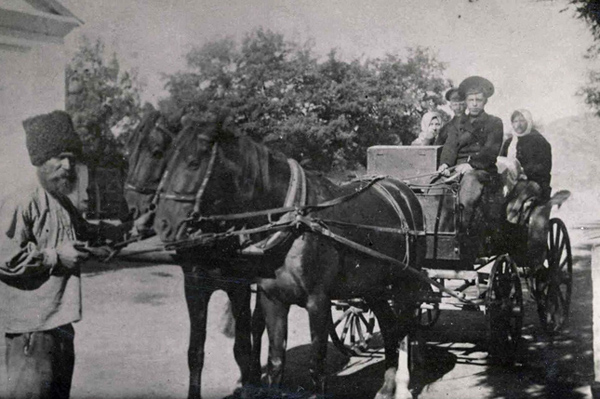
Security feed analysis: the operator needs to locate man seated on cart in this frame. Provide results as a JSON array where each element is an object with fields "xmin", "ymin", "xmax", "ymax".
[{"xmin": 436, "ymin": 76, "xmax": 504, "ymax": 244}]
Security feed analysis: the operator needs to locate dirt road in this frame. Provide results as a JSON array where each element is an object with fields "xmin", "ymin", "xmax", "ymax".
[{"xmin": 0, "ymin": 213, "xmax": 595, "ymax": 399}]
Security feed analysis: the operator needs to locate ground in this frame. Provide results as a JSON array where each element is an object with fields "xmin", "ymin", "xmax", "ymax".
[{"xmin": 0, "ymin": 197, "xmax": 596, "ymax": 399}]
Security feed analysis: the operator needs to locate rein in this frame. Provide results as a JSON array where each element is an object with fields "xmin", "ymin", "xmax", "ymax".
[{"xmin": 180, "ymin": 175, "xmax": 386, "ymax": 226}]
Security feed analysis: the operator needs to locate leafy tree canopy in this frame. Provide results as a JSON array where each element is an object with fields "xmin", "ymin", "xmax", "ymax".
[
  {"xmin": 162, "ymin": 28, "xmax": 450, "ymax": 171},
  {"xmin": 66, "ymin": 37, "xmax": 143, "ymax": 168},
  {"xmin": 565, "ymin": 0, "xmax": 600, "ymax": 115}
]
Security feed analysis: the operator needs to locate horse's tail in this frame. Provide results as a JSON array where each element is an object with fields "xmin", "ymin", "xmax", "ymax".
[
  {"xmin": 219, "ymin": 300, "xmax": 236, "ymax": 338},
  {"xmin": 219, "ymin": 288, "xmax": 265, "ymax": 340}
]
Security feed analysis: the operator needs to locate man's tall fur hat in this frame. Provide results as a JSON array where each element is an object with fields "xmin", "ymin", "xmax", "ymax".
[
  {"xmin": 459, "ymin": 76, "xmax": 495, "ymax": 98},
  {"xmin": 23, "ymin": 110, "xmax": 82, "ymax": 166}
]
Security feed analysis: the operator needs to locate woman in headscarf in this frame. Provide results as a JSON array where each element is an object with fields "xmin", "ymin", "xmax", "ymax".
[
  {"xmin": 500, "ymin": 109, "xmax": 552, "ymax": 199},
  {"xmin": 411, "ymin": 111, "xmax": 442, "ymax": 145}
]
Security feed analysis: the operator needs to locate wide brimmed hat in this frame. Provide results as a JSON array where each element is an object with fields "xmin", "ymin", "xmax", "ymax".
[
  {"xmin": 23, "ymin": 110, "xmax": 82, "ymax": 166},
  {"xmin": 445, "ymin": 87, "xmax": 465, "ymax": 102},
  {"xmin": 458, "ymin": 76, "xmax": 495, "ymax": 98}
]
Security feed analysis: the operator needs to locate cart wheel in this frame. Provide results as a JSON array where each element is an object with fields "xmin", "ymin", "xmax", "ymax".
[
  {"xmin": 415, "ymin": 284, "xmax": 441, "ymax": 329},
  {"xmin": 535, "ymin": 218, "xmax": 573, "ymax": 333},
  {"xmin": 329, "ymin": 300, "xmax": 375, "ymax": 356},
  {"xmin": 486, "ymin": 254, "xmax": 523, "ymax": 365}
]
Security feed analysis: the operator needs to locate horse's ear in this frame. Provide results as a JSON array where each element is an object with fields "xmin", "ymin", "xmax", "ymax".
[{"xmin": 215, "ymin": 111, "xmax": 242, "ymax": 140}]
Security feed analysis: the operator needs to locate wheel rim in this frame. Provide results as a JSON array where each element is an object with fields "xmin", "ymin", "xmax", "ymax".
[
  {"xmin": 487, "ymin": 255, "xmax": 523, "ymax": 364},
  {"xmin": 329, "ymin": 301, "xmax": 375, "ymax": 356},
  {"xmin": 536, "ymin": 218, "xmax": 573, "ymax": 333}
]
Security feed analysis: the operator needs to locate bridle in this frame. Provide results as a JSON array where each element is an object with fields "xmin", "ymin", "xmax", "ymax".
[
  {"xmin": 124, "ymin": 118, "xmax": 176, "ymax": 205},
  {"xmin": 156, "ymin": 140, "xmax": 219, "ymax": 219}
]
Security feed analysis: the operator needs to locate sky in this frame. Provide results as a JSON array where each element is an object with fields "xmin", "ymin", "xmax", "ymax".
[{"xmin": 60, "ymin": 0, "xmax": 596, "ymax": 128}]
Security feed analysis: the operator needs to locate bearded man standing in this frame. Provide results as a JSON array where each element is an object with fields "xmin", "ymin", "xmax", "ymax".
[{"xmin": 0, "ymin": 111, "xmax": 148, "ymax": 399}]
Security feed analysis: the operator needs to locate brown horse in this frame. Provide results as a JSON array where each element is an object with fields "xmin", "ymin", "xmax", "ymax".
[
  {"xmin": 123, "ymin": 111, "xmax": 263, "ymax": 399},
  {"xmin": 153, "ymin": 116, "xmax": 426, "ymax": 399}
]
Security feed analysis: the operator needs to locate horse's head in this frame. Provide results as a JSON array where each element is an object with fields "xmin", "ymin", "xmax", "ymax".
[
  {"xmin": 124, "ymin": 110, "xmax": 176, "ymax": 219},
  {"xmin": 153, "ymin": 114, "xmax": 248, "ymax": 242}
]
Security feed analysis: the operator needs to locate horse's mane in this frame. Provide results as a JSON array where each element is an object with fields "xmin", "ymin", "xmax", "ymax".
[
  {"xmin": 172, "ymin": 119, "xmax": 340, "ymax": 204},
  {"xmin": 233, "ymin": 135, "xmax": 288, "ymax": 201}
]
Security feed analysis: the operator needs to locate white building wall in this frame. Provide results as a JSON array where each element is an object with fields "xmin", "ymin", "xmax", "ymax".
[{"xmin": 0, "ymin": 42, "xmax": 67, "ymax": 194}]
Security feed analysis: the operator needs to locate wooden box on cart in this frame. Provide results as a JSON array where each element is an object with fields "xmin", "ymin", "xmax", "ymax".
[
  {"xmin": 366, "ymin": 145, "xmax": 463, "ymax": 263},
  {"xmin": 367, "ymin": 145, "xmax": 442, "ymax": 185}
]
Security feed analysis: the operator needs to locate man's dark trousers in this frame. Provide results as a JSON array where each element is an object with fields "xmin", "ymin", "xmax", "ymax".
[{"xmin": 5, "ymin": 324, "xmax": 75, "ymax": 399}]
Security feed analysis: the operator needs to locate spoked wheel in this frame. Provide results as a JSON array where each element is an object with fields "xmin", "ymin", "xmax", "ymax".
[
  {"xmin": 535, "ymin": 218, "xmax": 573, "ymax": 333},
  {"xmin": 329, "ymin": 300, "xmax": 376, "ymax": 356},
  {"xmin": 486, "ymin": 254, "xmax": 523, "ymax": 365},
  {"xmin": 415, "ymin": 283, "xmax": 441, "ymax": 329}
]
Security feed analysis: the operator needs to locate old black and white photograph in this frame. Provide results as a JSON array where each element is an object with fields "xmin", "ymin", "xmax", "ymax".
[{"xmin": 1, "ymin": 0, "xmax": 599, "ymax": 398}]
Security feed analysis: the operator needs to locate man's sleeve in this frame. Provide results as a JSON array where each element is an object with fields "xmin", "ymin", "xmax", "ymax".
[
  {"xmin": 469, "ymin": 117, "xmax": 503, "ymax": 170},
  {"xmin": 0, "ymin": 197, "xmax": 55, "ymax": 280},
  {"xmin": 439, "ymin": 128, "xmax": 459, "ymax": 167}
]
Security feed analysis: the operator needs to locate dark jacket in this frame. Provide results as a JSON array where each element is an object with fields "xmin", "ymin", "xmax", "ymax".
[
  {"xmin": 439, "ymin": 112, "xmax": 503, "ymax": 172},
  {"xmin": 500, "ymin": 129, "xmax": 552, "ymax": 196},
  {"xmin": 434, "ymin": 115, "xmax": 461, "ymax": 146}
]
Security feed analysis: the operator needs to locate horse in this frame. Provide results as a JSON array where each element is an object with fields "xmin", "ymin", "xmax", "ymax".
[
  {"xmin": 152, "ymin": 115, "xmax": 426, "ymax": 399},
  {"xmin": 123, "ymin": 111, "xmax": 263, "ymax": 399}
]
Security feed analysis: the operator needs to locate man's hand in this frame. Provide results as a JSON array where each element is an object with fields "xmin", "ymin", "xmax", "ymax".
[
  {"xmin": 454, "ymin": 163, "xmax": 473, "ymax": 175},
  {"xmin": 56, "ymin": 241, "xmax": 89, "ymax": 270},
  {"xmin": 437, "ymin": 163, "xmax": 451, "ymax": 177},
  {"xmin": 82, "ymin": 246, "xmax": 113, "ymax": 261}
]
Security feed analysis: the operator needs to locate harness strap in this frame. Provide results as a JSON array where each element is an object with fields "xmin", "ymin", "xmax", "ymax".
[
  {"xmin": 195, "ymin": 175, "xmax": 384, "ymax": 223},
  {"xmin": 193, "ymin": 143, "xmax": 219, "ymax": 215},
  {"xmin": 296, "ymin": 216, "xmax": 480, "ymax": 306},
  {"xmin": 317, "ymin": 219, "xmax": 422, "ymax": 236}
]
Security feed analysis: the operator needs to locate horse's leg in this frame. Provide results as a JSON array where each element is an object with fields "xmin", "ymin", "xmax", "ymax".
[
  {"xmin": 367, "ymin": 298, "xmax": 400, "ymax": 399},
  {"xmin": 306, "ymin": 293, "xmax": 331, "ymax": 395},
  {"xmin": 226, "ymin": 285, "xmax": 255, "ymax": 391},
  {"xmin": 183, "ymin": 268, "xmax": 213, "ymax": 399},
  {"xmin": 367, "ymin": 297, "xmax": 415, "ymax": 399},
  {"xmin": 396, "ymin": 301, "xmax": 422, "ymax": 399},
  {"xmin": 259, "ymin": 294, "xmax": 289, "ymax": 389},
  {"xmin": 250, "ymin": 288, "xmax": 265, "ymax": 385}
]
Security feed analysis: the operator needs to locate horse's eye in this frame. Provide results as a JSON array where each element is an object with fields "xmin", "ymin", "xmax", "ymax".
[{"xmin": 187, "ymin": 155, "xmax": 200, "ymax": 169}]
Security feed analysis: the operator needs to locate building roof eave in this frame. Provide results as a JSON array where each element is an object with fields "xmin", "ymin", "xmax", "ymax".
[{"xmin": 0, "ymin": 6, "xmax": 80, "ymax": 40}]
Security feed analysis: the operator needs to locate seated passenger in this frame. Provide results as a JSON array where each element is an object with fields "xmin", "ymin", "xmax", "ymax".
[
  {"xmin": 411, "ymin": 111, "xmax": 442, "ymax": 145},
  {"xmin": 436, "ymin": 76, "xmax": 504, "ymax": 232},
  {"xmin": 501, "ymin": 109, "xmax": 552, "ymax": 200},
  {"xmin": 435, "ymin": 88, "xmax": 466, "ymax": 145}
]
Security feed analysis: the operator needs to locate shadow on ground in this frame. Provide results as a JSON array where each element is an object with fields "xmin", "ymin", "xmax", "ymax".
[{"xmin": 236, "ymin": 246, "xmax": 593, "ymax": 399}]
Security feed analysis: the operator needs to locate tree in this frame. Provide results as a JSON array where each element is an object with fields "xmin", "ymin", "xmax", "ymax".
[
  {"xmin": 162, "ymin": 28, "xmax": 450, "ymax": 172},
  {"xmin": 552, "ymin": 0, "xmax": 600, "ymax": 115},
  {"xmin": 66, "ymin": 37, "xmax": 144, "ymax": 168}
]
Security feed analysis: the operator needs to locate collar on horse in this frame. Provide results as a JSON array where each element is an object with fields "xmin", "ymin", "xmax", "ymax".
[{"xmin": 239, "ymin": 158, "xmax": 307, "ymax": 255}]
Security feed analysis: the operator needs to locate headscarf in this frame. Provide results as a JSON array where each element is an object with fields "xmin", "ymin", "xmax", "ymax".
[
  {"xmin": 420, "ymin": 111, "xmax": 441, "ymax": 135},
  {"xmin": 412, "ymin": 111, "xmax": 441, "ymax": 145},
  {"xmin": 507, "ymin": 109, "xmax": 534, "ymax": 160}
]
